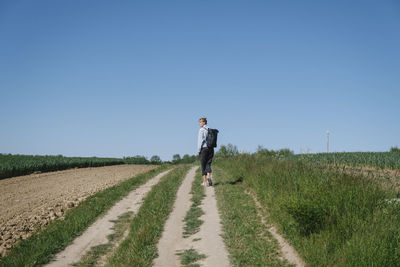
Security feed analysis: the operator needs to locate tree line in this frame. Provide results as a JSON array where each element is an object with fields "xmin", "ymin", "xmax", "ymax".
[{"xmin": 123, "ymin": 143, "xmax": 295, "ymax": 165}]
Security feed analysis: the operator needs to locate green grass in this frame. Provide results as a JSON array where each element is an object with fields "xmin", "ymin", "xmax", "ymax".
[
  {"xmin": 0, "ymin": 165, "xmax": 168, "ymax": 267},
  {"xmin": 183, "ymin": 168, "xmax": 206, "ymax": 238},
  {"xmin": 212, "ymin": 164, "xmax": 290, "ymax": 267},
  {"xmin": 105, "ymin": 165, "xmax": 192, "ymax": 266},
  {"xmin": 72, "ymin": 243, "xmax": 112, "ymax": 267},
  {"xmin": 107, "ymin": 211, "xmax": 135, "ymax": 243},
  {"xmin": 176, "ymin": 248, "xmax": 206, "ymax": 267},
  {"xmin": 72, "ymin": 211, "xmax": 135, "ymax": 267},
  {"xmin": 216, "ymin": 154, "xmax": 400, "ymax": 266}
]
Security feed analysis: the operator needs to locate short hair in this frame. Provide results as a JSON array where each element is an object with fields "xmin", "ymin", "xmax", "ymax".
[{"xmin": 199, "ymin": 117, "xmax": 207, "ymax": 124}]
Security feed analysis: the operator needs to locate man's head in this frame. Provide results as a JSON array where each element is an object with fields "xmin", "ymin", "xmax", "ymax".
[{"xmin": 198, "ymin": 117, "xmax": 207, "ymax": 127}]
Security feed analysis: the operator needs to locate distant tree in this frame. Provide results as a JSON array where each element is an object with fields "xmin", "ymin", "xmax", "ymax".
[
  {"xmin": 256, "ymin": 146, "xmax": 293, "ymax": 158},
  {"xmin": 216, "ymin": 145, "xmax": 228, "ymax": 158},
  {"xmin": 277, "ymin": 148, "xmax": 294, "ymax": 157},
  {"xmin": 170, "ymin": 153, "xmax": 198, "ymax": 164},
  {"xmin": 172, "ymin": 154, "xmax": 181, "ymax": 163},
  {"xmin": 190, "ymin": 155, "xmax": 198, "ymax": 162},
  {"xmin": 124, "ymin": 155, "xmax": 150, "ymax": 164},
  {"xmin": 150, "ymin": 155, "xmax": 162, "ymax": 164},
  {"xmin": 256, "ymin": 145, "xmax": 275, "ymax": 156},
  {"xmin": 390, "ymin": 146, "xmax": 400, "ymax": 153},
  {"xmin": 181, "ymin": 154, "xmax": 191, "ymax": 163},
  {"xmin": 226, "ymin": 143, "xmax": 239, "ymax": 157},
  {"xmin": 216, "ymin": 143, "xmax": 239, "ymax": 158}
]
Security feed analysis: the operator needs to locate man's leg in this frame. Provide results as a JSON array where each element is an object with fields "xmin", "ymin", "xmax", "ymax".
[
  {"xmin": 206, "ymin": 148, "xmax": 214, "ymax": 186},
  {"xmin": 206, "ymin": 148, "xmax": 214, "ymax": 185},
  {"xmin": 200, "ymin": 148, "xmax": 208, "ymax": 186},
  {"xmin": 206, "ymin": 173, "xmax": 212, "ymax": 186}
]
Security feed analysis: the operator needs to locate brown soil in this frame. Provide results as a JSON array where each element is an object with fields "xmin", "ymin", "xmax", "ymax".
[{"xmin": 0, "ymin": 164, "xmax": 156, "ymax": 257}]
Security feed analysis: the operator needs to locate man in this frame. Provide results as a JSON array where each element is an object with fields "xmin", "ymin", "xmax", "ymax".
[{"xmin": 197, "ymin": 117, "xmax": 214, "ymax": 186}]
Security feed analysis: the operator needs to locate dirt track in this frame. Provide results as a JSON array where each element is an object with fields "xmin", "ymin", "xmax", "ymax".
[
  {"xmin": 154, "ymin": 166, "xmax": 230, "ymax": 267},
  {"xmin": 46, "ymin": 169, "xmax": 171, "ymax": 267},
  {"xmin": 0, "ymin": 164, "xmax": 156, "ymax": 257}
]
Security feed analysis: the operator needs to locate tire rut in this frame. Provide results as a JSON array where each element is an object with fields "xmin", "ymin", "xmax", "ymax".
[
  {"xmin": 154, "ymin": 166, "xmax": 230, "ymax": 267},
  {"xmin": 45, "ymin": 169, "xmax": 171, "ymax": 267}
]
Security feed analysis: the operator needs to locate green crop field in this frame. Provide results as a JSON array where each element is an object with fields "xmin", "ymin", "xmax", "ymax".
[
  {"xmin": 288, "ymin": 151, "xmax": 400, "ymax": 171},
  {"xmin": 0, "ymin": 154, "xmax": 126, "ymax": 180},
  {"xmin": 0, "ymin": 153, "xmax": 167, "ymax": 180}
]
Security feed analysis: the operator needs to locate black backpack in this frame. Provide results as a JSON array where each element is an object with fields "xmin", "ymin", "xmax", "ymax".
[{"xmin": 206, "ymin": 127, "xmax": 219, "ymax": 148}]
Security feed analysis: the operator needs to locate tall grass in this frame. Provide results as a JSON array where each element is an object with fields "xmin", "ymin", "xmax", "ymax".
[{"xmin": 215, "ymin": 154, "xmax": 400, "ymax": 266}]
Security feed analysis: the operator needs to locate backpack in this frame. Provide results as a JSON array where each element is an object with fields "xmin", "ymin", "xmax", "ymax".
[{"xmin": 206, "ymin": 127, "xmax": 219, "ymax": 148}]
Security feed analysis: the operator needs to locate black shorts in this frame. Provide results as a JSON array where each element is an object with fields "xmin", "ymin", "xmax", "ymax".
[{"xmin": 200, "ymin": 147, "xmax": 214, "ymax": 176}]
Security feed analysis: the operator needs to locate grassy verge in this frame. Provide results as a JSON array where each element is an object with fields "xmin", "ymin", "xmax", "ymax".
[
  {"xmin": 0, "ymin": 165, "xmax": 168, "ymax": 267},
  {"xmin": 183, "ymin": 168, "xmax": 206, "ymax": 238},
  {"xmin": 212, "ymin": 164, "xmax": 290, "ymax": 266},
  {"xmin": 105, "ymin": 165, "xmax": 191, "ymax": 266},
  {"xmin": 217, "ymin": 154, "xmax": 400, "ymax": 266}
]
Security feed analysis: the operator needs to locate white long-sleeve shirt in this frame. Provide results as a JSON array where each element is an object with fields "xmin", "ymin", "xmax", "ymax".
[{"xmin": 197, "ymin": 125, "xmax": 209, "ymax": 153}]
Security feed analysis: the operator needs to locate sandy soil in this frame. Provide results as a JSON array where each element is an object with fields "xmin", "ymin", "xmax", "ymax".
[
  {"xmin": 46, "ymin": 169, "xmax": 171, "ymax": 267},
  {"xmin": 0, "ymin": 164, "xmax": 156, "ymax": 257},
  {"xmin": 190, "ymin": 182, "xmax": 230, "ymax": 267},
  {"xmin": 154, "ymin": 166, "xmax": 230, "ymax": 267}
]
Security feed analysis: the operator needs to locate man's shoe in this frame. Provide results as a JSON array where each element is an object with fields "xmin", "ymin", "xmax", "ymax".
[{"xmin": 207, "ymin": 177, "xmax": 213, "ymax": 186}]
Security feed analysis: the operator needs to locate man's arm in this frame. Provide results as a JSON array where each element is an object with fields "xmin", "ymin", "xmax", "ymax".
[{"xmin": 197, "ymin": 128, "xmax": 204, "ymax": 155}]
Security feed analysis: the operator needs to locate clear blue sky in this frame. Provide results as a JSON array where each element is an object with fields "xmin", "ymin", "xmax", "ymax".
[{"xmin": 1, "ymin": 1, "xmax": 399, "ymax": 161}]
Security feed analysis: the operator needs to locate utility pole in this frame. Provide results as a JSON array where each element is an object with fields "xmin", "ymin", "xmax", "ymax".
[{"xmin": 326, "ymin": 130, "xmax": 330, "ymax": 153}]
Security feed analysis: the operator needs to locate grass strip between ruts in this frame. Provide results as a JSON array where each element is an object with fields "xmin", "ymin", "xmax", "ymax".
[
  {"xmin": 213, "ymin": 165, "xmax": 291, "ymax": 267},
  {"xmin": 176, "ymin": 248, "xmax": 206, "ymax": 267},
  {"xmin": 105, "ymin": 165, "xmax": 192, "ymax": 266},
  {"xmin": 183, "ymin": 167, "xmax": 206, "ymax": 238},
  {"xmin": 0, "ymin": 165, "xmax": 169, "ymax": 267},
  {"xmin": 72, "ymin": 211, "xmax": 135, "ymax": 267}
]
